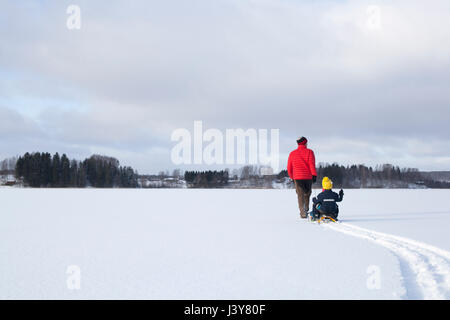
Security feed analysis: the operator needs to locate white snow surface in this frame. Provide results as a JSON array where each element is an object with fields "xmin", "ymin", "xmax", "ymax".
[{"xmin": 0, "ymin": 188, "xmax": 449, "ymax": 299}]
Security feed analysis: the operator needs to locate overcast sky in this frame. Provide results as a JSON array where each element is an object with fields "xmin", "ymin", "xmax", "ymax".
[{"xmin": 1, "ymin": 0, "xmax": 450, "ymax": 173}]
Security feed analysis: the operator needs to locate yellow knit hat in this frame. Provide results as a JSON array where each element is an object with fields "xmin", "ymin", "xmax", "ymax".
[{"xmin": 322, "ymin": 177, "xmax": 333, "ymax": 190}]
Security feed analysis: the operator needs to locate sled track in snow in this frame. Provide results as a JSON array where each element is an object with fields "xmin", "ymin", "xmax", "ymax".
[{"xmin": 323, "ymin": 222, "xmax": 450, "ymax": 299}]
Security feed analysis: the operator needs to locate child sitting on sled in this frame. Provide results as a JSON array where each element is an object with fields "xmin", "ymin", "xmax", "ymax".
[{"xmin": 308, "ymin": 177, "xmax": 344, "ymax": 221}]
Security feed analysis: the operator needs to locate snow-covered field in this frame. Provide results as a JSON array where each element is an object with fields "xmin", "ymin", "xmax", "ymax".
[{"xmin": 0, "ymin": 188, "xmax": 449, "ymax": 299}]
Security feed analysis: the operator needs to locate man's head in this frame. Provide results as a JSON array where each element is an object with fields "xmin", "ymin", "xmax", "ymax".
[{"xmin": 296, "ymin": 136, "xmax": 308, "ymax": 146}]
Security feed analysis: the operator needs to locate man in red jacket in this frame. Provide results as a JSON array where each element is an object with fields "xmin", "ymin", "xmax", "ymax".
[{"xmin": 287, "ymin": 137, "xmax": 317, "ymax": 218}]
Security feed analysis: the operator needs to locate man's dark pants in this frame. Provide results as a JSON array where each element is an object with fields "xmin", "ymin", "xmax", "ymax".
[{"xmin": 294, "ymin": 179, "xmax": 312, "ymax": 218}]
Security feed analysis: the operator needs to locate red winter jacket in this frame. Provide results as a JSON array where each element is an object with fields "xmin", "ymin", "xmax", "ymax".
[{"xmin": 287, "ymin": 145, "xmax": 317, "ymax": 180}]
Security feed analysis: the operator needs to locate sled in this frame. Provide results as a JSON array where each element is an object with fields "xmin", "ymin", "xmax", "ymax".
[{"xmin": 317, "ymin": 216, "xmax": 338, "ymax": 224}]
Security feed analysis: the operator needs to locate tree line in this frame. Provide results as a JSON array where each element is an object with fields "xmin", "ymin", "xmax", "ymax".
[
  {"xmin": 278, "ymin": 163, "xmax": 450, "ymax": 188},
  {"xmin": 15, "ymin": 152, "xmax": 138, "ymax": 188},
  {"xmin": 184, "ymin": 170, "xmax": 229, "ymax": 188},
  {"xmin": 8, "ymin": 154, "xmax": 450, "ymax": 188}
]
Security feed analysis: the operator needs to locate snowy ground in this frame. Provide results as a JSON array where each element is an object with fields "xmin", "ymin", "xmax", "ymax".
[{"xmin": 0, "ymin": 188, "xmax": 449, "ymax": 299}]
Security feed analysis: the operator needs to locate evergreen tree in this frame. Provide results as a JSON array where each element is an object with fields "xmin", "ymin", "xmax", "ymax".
[
  {"xmin": 61, "ymin": 154, "xmax": 71, "ymax": 187},
  {"xmin": 52, "ymin": 153, "xmax": 61, "ymax": 187}
]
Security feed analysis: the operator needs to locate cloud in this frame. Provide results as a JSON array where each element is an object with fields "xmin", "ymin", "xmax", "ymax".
[
  {"xmin": 1, "ymin": 0, "xmax": 450, "ymax": 172},
  {"xmin": 0, "ymin": 106, "xmax": 42, "ymax": 138}
]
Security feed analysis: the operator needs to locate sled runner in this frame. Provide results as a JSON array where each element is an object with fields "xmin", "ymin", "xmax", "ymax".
[
  {"xmin": 307, "ymin": 214, "xmax": 338, "ymax": 223},
  {"xmin": 317, "ymin": 215, "xmax": 338, "ymax": 223}
]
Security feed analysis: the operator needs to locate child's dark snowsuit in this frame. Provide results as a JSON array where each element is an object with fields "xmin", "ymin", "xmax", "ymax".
[{"xmin": 311, "ymin": 189, "xmax": 343, "ymax": 220}]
